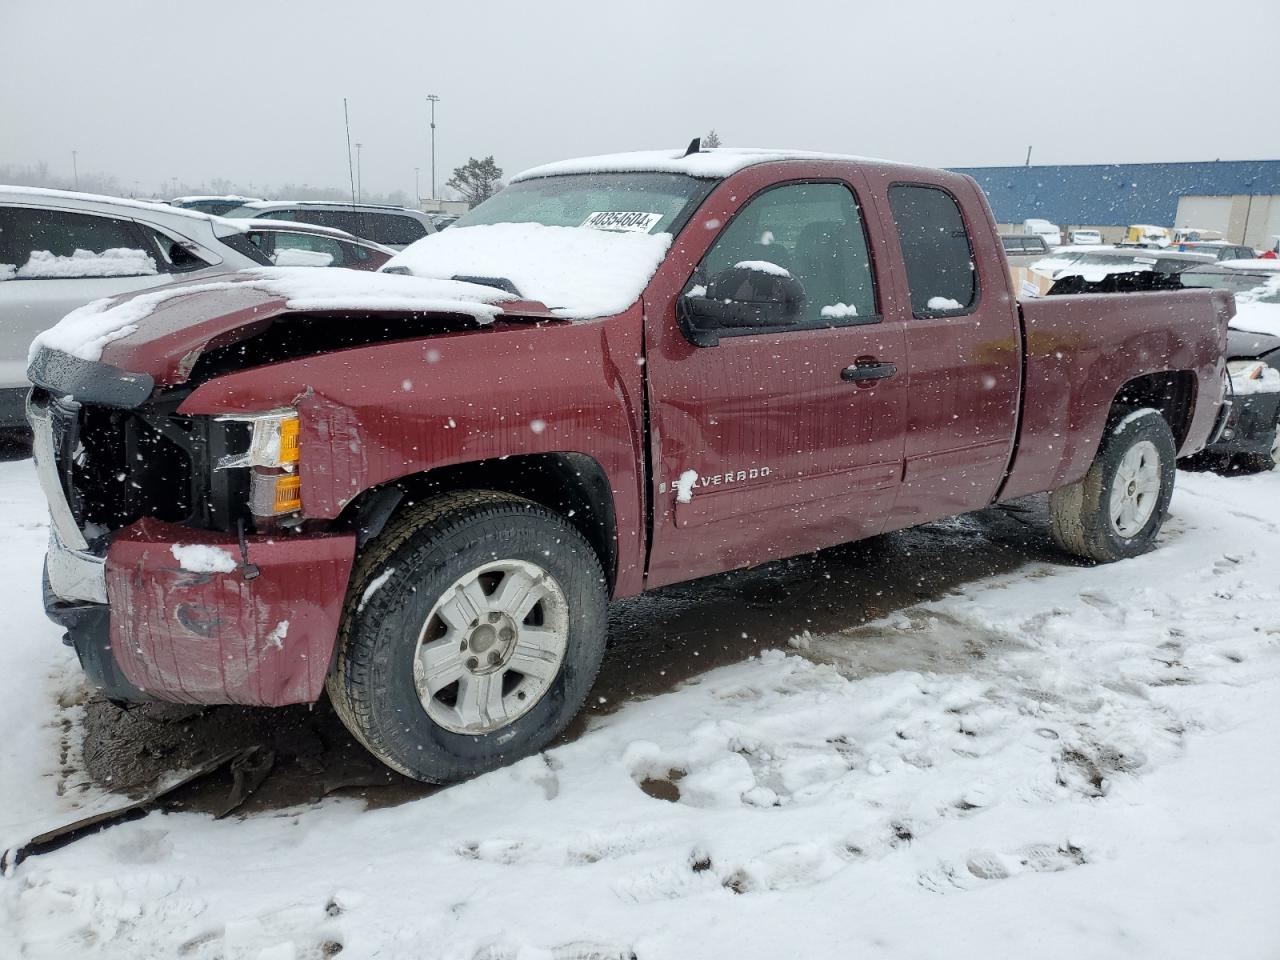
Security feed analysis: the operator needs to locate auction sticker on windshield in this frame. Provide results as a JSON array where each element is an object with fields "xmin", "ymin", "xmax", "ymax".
[{"xmin": 581, "ymin": 211, "xmax": 664, "ymax": 233}]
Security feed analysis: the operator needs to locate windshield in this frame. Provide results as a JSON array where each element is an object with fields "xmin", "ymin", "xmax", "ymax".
[{"xmin": 452, "ymin": 172, "xmax": 713, "ymax": 235}]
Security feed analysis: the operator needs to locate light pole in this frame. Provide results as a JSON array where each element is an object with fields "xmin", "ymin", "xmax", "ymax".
[
  {"xmin": 427, "ymin": 94, "xmax": 440, "ymax": 201},
  {"xmin": 415, "ymin": 166, "xmax": 420, "ymax": 205},
  {"xmin": 71, "ymin": 150, "xmax": 78, "ymax": 190},
  {"xmin": 355, "ymin": 143, "xmax": 363, "ymax": 203}
]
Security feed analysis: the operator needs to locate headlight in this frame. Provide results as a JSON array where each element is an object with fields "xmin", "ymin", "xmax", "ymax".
[{"xmin": 216, "ymin": 409, "xmax": 302, "ymax": 518}]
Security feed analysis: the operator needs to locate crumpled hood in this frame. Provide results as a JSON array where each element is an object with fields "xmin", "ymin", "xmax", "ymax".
[{"xmin": 30, "ymin": 268, "xmax": 548, "ymax": 388}]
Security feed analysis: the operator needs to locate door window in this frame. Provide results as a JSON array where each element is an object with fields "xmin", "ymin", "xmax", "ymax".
[
  {"xmin": 888, "ymin": 184, "xmax": 979, "ymax": 317},
  {"xmin": 0, "ymin": 206, "xmax": 156, "ymax": 280},
  {"xmin": 364, "ymin": 213, "xmax": 428, "ymax": 245},
  {"xmin": 682, "ymin": 181, "xmax": 878, "ymax": 338}
]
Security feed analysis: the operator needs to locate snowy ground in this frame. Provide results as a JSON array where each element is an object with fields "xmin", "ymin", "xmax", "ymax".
[{"xmin": 1, "ymin": 459, "xmax": 1278, "ymax": 959}]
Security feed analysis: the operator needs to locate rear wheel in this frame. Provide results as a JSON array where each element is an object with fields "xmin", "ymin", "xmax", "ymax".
[
  {"xmin": 327, "ymin": 491, "xmax": 608, "ymax": 782},
  {"xmin": 1049, "ymin": 408, "xmax": 1177, "ymax": 562}
]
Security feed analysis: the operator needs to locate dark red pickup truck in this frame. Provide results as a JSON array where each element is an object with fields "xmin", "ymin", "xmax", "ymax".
[{"xmin": 28, "ymin": 146, "xmax": 1233, "ymax": 782}]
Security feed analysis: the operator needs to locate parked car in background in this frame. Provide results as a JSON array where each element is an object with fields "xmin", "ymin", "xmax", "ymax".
[
  {"xmin": 234, "ymin": 220, "xmax": 394, "ymax": 271},
  {"xmin": 0, "ymin": 188, "xmax": 268, "ymax": 436},
  {"xmin": 1023, "ymin": 217, "xmax": 1061, "ymax": 247},
  {"xmin": 1172, "ymin": 227, "xmax": 1223, "ymax": 244},
  {"xmin": 1034, "ymin": 247, "xmax": 1215, "ymax": 294},
  {"xmin": 28, "ymin": 146, "xmax": 1231, "ymax": 784},
  {"xmin": 1121, "ymin": 224, "xmax": 1172, "ymax": 247},
  {"xmin": 221, "ymin": 200, "xmax": 435, "ymax": 250},
  {"xmin": 999, "ymin": 233, "xmax": 1050, "ymax": 266},
  {"xmin": 1068, "ymin": 228, "xmax": 1103, "ymax": 245},
  {"xmin": 429, "ymin": 214, "xmax": 460, "ymax": 230},
  {"xmin": 0, "ymin": 189, "xmax": 388, "ymax": 437},
  {"xmin": 169, "ymin": 195, "xmax": 262, "ymax": 216},
  {"xmin": 1175, "ymin": 241, "xmax": 1257, "ymax": 261},
  {"xmin": 1181, "ymin": 265, "xmax": 1280, "ymax": 471}
]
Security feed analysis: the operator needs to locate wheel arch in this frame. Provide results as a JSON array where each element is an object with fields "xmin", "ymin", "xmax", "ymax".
[
  {"xmin": 336, "ymin": 451, "xmax": 620, "ymax": 593},
  {"xmin": 1108, "ymin": 370, "xmax": 1197, "ymax": 451}
]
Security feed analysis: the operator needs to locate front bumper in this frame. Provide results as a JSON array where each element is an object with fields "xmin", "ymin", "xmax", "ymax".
[
  {"xmin": 31, "ymin": 389, "xmax": 358, "ymax": 706},
  {"xmin": 46, "ymin": 519, "xmax": 357, "ymax": 706},
  {"xmin": 1205, "ymin": 391, "xmax": 1280, "ymax": 458}
]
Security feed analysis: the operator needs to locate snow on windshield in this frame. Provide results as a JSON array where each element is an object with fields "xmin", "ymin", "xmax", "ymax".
[
  {"xmin": 384, "ymin": 222, "xmax": 672, "ymax": 319},
  {"xmin": 13, "ymin": 248, "xmax": 157, "ymax": 279},
  {"xmin": 31, "ymin": 269, "xmax": 513, "ymax": 363}
]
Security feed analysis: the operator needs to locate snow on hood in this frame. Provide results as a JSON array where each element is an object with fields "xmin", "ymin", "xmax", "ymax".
[
  {"xmin": 31, "ymin": 268, "xmax": 513, "ymax": 363},
  {"xmin": 383, "ymin": 222, "xmax": 672, "ymax": 319},
  {"xmin": 511, "ymin": 146, "xmax": 884, "ymax": 183},
  {"xmin": 1226, "ymin": 276, "xmax": 1280, "ymax": 339}
]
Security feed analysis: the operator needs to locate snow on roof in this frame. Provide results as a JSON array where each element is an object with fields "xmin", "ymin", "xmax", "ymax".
[
  {"xmin": 512, "ymin": 146, "xmax": 884, "ymax": 183},
  {"xmin": 0, "ymin": 184, "xmax": 219, "ymax": 223},
  {"xmin": 170, "ymin": 195, "xmax": 260, "ymax": 203},
  {"xmin": 31, "ymin": 269, "xmax": 513, "ymax": 363},
  {"xmin": 384, "ymin": 222, "xmax": 671, "ymax": 319},
  {"xmin": 232, "ymin": 199, "xmax": 417, "ymax": 212},
  {"xmin": 1220, "ymin": 258, "xmax": 1280, "ymax": 272}
]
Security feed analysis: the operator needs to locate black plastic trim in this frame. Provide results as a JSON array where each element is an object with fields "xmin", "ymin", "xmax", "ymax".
[{"xmin": 28, "ymin": 348, "xmax": 154, "ymax": 408}]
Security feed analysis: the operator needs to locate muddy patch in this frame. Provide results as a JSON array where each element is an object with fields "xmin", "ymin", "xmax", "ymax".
[{"xmin": 74, "ymin": 496, "xmax": 1066, "ymax": 813}]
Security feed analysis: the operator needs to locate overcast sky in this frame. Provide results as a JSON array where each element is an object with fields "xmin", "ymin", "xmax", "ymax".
[{"xmin": 4, "ymin": 0, "xmax": 1278, "ymax": 198}]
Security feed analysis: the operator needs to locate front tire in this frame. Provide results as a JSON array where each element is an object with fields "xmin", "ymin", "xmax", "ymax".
[
  {"xmin": 327, "ymin": 491, "xmax": 608, "ymax": 783},
  {"xmin": 1049, "ymin": 408, "xmax": 1177, "ymax": 562}
]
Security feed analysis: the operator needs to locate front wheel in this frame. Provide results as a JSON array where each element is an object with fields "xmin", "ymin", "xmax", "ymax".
[
  {"xmin": 327, "ymin": 491, "xmax": 608, "ymax": 783},
  {"xmin": 1049, "ymin": 408, "xmax": 1177, "ymax": 563}
]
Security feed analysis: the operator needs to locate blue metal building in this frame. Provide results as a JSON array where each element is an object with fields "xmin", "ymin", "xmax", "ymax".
[{"xmin": 951, "ymin": 160, "xmax": 1280, "ymax": 227}]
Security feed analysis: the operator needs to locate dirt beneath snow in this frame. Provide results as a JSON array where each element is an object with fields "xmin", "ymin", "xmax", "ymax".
[{"xmin": 73, "ymin": 496, "xmax": 1070, "ymax": 815}]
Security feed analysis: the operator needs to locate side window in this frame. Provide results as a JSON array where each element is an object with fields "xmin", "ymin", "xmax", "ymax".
[
  {"xmin": 269, "ymin": 231, "xmax": 343, "ymax": 267},
  {"xmin": 888, "ymin": 184, "xmax": 978, "ymax": 317},
  {"xmin": 0, "ymin": 206, "xmax": 156, "ymax": 280},
  {"xmin": 681, "ymin": 182, "xmax": 878, "ymax": 337},
  {"xmin": 367, "ymin": 213, "xmax": 427, "ymax": 246}
]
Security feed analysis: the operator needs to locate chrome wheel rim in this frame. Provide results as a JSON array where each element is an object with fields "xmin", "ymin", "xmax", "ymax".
[
  {"xmin": 412, "ymin": 559, "xmax": 569, "ymax": 735},
  {"xmin": 1109, "ymin": 440, "xmax": 1161, "ymax": 538}
]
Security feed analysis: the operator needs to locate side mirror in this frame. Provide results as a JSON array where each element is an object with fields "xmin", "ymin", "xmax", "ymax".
[{"xmin": 676, "ymin": 264, "xmax": 806, "ymax": 348}]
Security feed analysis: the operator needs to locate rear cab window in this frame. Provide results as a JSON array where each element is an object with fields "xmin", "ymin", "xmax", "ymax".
[{"xmin": 887, "ymin": 184, "xmax": 979, "ymax": 317}]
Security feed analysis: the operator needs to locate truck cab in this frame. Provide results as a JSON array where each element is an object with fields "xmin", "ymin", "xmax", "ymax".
[{"xmin": 27, "ymin": 146, "xmax": 1232, "ymax": 783}]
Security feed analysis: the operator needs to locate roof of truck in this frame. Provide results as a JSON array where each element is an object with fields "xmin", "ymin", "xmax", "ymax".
[{"xmin": 512, "ymin": 147, "xmax": 891, "ymax": 183}]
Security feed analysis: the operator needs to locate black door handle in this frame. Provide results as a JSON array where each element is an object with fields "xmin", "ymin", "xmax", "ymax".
[{"xmin": 841, "ymin": 361, "xmax": 897, "ymax": 383}]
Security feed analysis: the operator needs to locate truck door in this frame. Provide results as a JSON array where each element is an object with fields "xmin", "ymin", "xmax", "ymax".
[
  {"xmin": 643, "ymin": 176, "xmax": 908, "ymax": 587},
  {"xmin": 877, "ymin": 182, "xmax": 1021, "ymax": 528}
]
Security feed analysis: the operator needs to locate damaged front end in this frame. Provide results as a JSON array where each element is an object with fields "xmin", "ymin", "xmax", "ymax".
[{"xmin": 29, "ymin": 347, "xmax": 356, "ymax": 706}]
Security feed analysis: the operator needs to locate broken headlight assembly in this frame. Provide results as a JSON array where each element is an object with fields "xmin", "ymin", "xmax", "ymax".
[{"xmin": 215, "ymin": 409, "xmax": 302, "ymax": 521}]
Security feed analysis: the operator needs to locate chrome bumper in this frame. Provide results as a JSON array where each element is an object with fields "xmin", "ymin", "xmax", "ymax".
[{"xmin": 28, "ymin": 394, "xmax": 107, "ymax": 604}]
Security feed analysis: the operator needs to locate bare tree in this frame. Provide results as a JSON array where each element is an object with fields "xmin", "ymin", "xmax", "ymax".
[{"xmin": 703, "ymin": 130, "xmax": 723, "ymax": 148}]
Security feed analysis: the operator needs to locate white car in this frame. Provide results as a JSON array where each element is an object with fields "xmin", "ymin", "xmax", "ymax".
[
  {"xmin": 1023, "ymin": 218, "xmax": 1062, "ymax": 247},
  {"xmin": 1068, "ymin": 229, "xmax": 1102, "ymax": 245},
  {"xmin": 0, "ymin": 188, "xmax": 392, "ymax": 434}
]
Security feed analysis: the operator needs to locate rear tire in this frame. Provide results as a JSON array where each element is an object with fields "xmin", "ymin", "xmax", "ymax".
[
  {"xmin": 1049, "ymin": 408, "xmax": 1177, "ymax": 562},
  {"xmin": 327, "ymin": 490, "xmax": 608, "ymax": 783}
]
